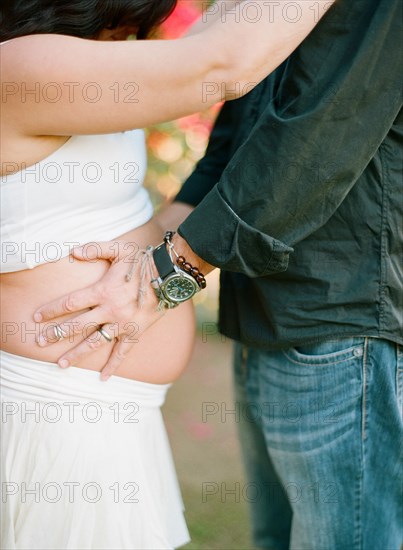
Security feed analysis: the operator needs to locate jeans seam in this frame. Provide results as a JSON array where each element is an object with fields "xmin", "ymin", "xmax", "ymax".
[
  {"xmin": 354, "ymin": 463, "xmax": 363, "ymax": 550},
  {"xmin": 355, "ymin": 337, "xmax": 368, "ymax": 550},
  {"xmin": 396, "ymin": 344, "xmax": 403, "ymax": 420},
  {"xmin": 361, "ymin": 338, "xmax": 369, "ymax": 441}
]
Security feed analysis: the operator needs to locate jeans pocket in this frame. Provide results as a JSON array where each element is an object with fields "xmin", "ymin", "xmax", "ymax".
[
  {"xmin": 258, "ymin": 344, "xmax": 363, "ymax": 453},
  {"xmin": 283, "ymin": 337, "xmax": 365, "ymax": 366}
]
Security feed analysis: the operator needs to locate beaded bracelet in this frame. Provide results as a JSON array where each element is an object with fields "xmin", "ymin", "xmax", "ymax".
[{"xmin": 164, "ymin": 231, "xmax": 207, "ymax": 289}]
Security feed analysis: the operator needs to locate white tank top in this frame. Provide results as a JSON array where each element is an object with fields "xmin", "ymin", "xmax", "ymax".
[{"xmin": 0, "ymin": 131, "xmax": 153, "ymax": 272}]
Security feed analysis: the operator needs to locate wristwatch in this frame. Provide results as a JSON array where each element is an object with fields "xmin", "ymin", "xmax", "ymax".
[{"xmin": 151, "ymin": 243, "xmax": 200, "ymax": 308}]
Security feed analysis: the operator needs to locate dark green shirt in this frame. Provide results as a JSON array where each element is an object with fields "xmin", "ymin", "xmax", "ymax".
[{"xmin": 176, "ymin": 0, "xmax": 403, "ymax": 349}]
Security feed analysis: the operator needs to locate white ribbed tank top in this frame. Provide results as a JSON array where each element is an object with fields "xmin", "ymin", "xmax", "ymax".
[{"xmin": 0, "ymin": 131, "xmax": 153, "ymax": 272}]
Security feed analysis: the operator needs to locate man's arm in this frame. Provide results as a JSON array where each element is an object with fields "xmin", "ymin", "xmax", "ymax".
[{"xmin": 175, "ymin": 0, "xmax": 402, "ymax": 277}]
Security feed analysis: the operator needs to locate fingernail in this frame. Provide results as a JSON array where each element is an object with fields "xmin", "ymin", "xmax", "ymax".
[
  {"xmin": 34, "ymin": 313, "xmax": 42, "ymax": 322},
  {"xmin": 72, "ymin": 246, "xmax": 83, "ymax": 256},
  {"xmin": 101, "ymin": 374, "xmax": 110, "ymax": 382},
  {"xmin": 58, "ymin": 359, "xmax": 70, "ymax": 369}
]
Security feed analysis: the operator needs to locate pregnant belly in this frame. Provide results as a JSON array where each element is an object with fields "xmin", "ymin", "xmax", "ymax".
[{"xmin": 0, "ymin": 222, "xmax": 196, "ymax": 383}]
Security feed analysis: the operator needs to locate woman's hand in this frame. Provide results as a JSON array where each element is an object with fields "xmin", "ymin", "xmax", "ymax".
[{"xmin": 33, "ymin": 242, "xmax": 164, "ymax": 381}]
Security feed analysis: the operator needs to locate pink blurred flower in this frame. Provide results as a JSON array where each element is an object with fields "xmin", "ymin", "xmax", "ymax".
[
  {"xmin": 180, "ymin": 411, "xmax": 215, "ymax": 440},
  {"xmin": 161, "ymin": 1, "xmax": 201, "ymax": 38},
  {"xmin": 187, "ymin": 422, "xmax": 215, "ymax": 440}
]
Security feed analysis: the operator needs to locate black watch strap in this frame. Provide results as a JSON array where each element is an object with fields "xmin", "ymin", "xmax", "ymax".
[{"xmin": 153, "ymin": 243, "xmax": 175, "ymax": 280}]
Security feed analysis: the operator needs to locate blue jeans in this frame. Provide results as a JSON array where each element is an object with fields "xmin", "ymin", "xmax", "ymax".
[{"xmin": 233, "ymin": 337, "xmax": 403, "ymax": 550}]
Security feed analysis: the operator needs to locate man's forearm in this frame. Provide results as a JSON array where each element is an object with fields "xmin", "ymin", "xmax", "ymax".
[
  {"xmin": 155, "ymin": 201, "xmax": 215, "ymax": 276},
  {"xmin": 154, "ymin": 201, "xmax": 194, "ymax": 232},
  {"xmin": 171, "ymin": 232, "xmax": 215, "ymax": 276}
]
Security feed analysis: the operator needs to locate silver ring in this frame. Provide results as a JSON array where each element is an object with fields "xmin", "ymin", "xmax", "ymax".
[
  {"xmin": 98, "ymin": 327, "xmax": 113, "ymax": 343},
  {"xmin": 53, "ymin": 324, "xmax": 67, "ymax": 341}
]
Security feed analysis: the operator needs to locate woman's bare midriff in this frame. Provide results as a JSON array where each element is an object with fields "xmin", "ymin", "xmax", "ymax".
[{"xmin": 0, "ymin": 220, "xmax": 196, "ymax": 384}]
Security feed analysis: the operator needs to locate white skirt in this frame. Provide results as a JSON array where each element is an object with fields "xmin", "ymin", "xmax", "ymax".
[{"xmin": 0, "ymin": 351, "xmax": 190, "ymax": 550}]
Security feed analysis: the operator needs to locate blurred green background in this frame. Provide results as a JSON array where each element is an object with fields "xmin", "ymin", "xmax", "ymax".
[{"xmin": 148, "ymin": 3, "xmax": 254, "ymax": 548}]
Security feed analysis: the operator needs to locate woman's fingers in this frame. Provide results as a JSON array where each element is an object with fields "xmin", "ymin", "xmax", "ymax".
[
  {"xmin": 33, "ymin": 285, "xmax": 100, "ymax": 323},
  {"xmin": 71, "ymin": 241, "xmax": 118, "ymax": 262},
  {"xmin": 100, "ymin": 310, "xmax": 166, "ymax": 381},
  {"xmin": 71, "ymin": 240, "xmax": 139, "ymax": 263},
  {"xmin": 56, "ymin": 322, "xmax": 119, "ymax": 369},
  {"xmin": 100, "ymin": 336, "xmax": 134, "ymax": 381},
  {"xmin": 35, "ymin": 239, "xmax": 141, "ymax": 324},
  {"xmin": 36, "ymin": 307, "xmax": 109, "ymax": 347},
  {"xmin": 55, "ymin": 308, "xmax": 163, "ymax": 375}
]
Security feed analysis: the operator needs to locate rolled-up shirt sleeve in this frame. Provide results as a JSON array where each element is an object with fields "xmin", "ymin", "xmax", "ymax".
[{"xmin": 178, "ymin": 0, "xmax": 402, "ymax": 277}]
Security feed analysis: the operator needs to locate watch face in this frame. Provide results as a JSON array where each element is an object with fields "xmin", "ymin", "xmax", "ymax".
[{"xmin": 163, "ymin": 274, "xmax": 197, "ymax": 303}]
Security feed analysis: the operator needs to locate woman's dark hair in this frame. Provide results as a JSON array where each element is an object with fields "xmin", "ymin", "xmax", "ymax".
[{"xmin": 0, "ymin": 0, "xmax": 177, "ymax": 42}]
